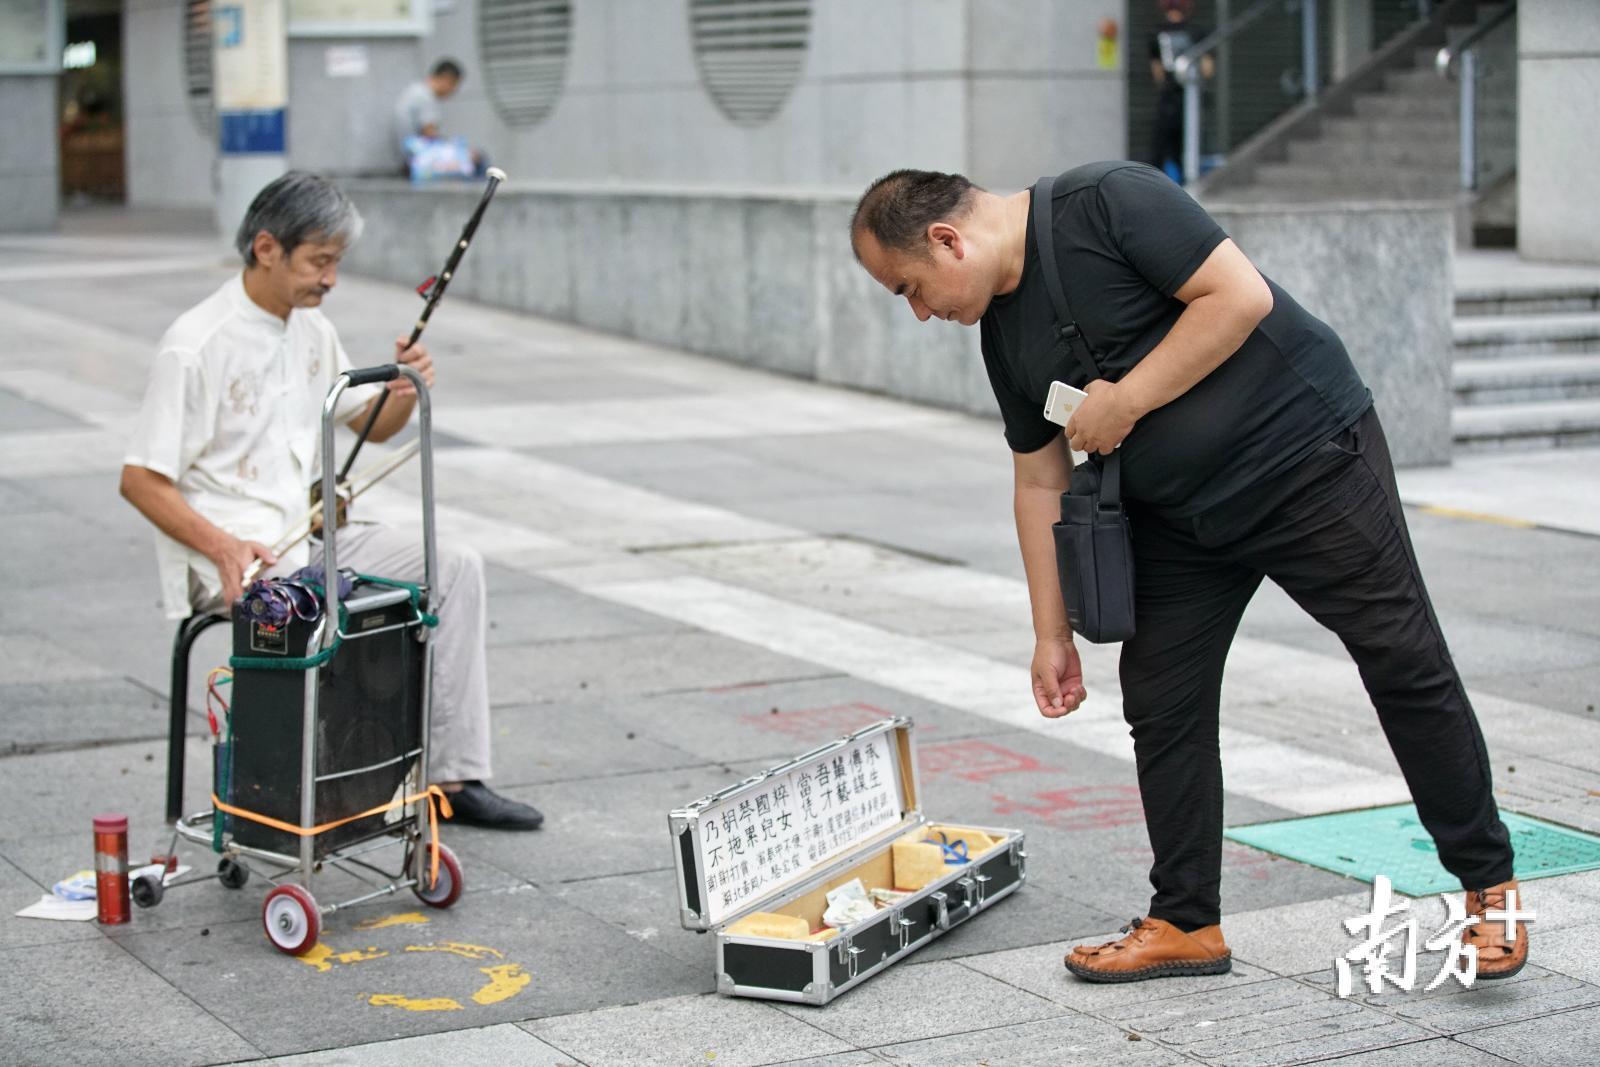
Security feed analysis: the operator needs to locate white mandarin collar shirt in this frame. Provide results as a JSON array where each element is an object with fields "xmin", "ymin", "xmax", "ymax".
[{"xmin": 125, "ymin": 273, "xmax": 379, "ymax": 618}]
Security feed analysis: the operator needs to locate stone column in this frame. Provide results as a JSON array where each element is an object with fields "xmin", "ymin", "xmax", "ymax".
[{"xmin": 1518, "ymin": 0, "xmax": 1600, "ymax": 264}]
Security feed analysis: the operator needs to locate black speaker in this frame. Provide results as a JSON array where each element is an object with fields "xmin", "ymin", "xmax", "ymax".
[{"xmin": 224, "ymin": 580, "xmax": 427, "ymax": 858}]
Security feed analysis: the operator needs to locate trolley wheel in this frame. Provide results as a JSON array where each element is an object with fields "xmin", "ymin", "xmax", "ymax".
[
  {"xmin": 262, "ymin": 884, "xmax": 321, "ymax": 955},
  {"xmin": 131, "ymin": 872, "xmax": 164, "ymax": 909},
  {"xmin": 412, "ymin": 842, "xmax": 464, "ymax": 909},
  {"xmin": 217, "ymin": 857, "xmax": 250, "ymax": 890}
]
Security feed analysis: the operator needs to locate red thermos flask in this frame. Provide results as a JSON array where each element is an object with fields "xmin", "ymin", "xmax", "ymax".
[{"xmin": 94, "ymin": 814, "xmax": 131, "ymax": 924}]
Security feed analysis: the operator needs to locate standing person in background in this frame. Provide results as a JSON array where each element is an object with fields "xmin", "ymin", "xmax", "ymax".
[{"xmin": 1148, "ymin": 0, "xmax": 1212, "ymax": 183}]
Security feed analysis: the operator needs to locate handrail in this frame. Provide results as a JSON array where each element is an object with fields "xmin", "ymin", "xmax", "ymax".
[
  {"xmin": 1169, "ymin": 0, "xmax": 1321, "ymax": 188},
  {"xmin": 1172, "ymin": 0, "xmax": 1283, "ymax": 84},
  {"xmin": 1435, "ymin": 1, "xmax": 1516, "ymax": 192},
  {"xmin": 1434, "ymin": 2, "xmax": 1516, "ymax": 78}
]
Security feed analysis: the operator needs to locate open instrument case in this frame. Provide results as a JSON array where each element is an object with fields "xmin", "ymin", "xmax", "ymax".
[{"xmin": 669, "ymin": 717, "xmax": 1027, "ymax": 1005}]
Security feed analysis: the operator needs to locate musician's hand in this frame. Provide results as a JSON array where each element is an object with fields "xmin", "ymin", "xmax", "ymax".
[
  {"xmin": 207, "ymin": 532, "xmax": 277, "ymax": 606},
  {"xmin": 391, "ymin": 338, "xmax": 434, "ymax": 396}
]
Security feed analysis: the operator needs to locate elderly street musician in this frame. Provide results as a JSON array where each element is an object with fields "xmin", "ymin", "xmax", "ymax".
[{"xmin": 119, "ymin": 171, "xmax": 543, "ymax": 831}]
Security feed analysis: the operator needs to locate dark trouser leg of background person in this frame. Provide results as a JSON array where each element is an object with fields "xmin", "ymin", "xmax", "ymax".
[{"xmin": 1151, "ymin": 93, "xmax": 1186, "ymax": 182}]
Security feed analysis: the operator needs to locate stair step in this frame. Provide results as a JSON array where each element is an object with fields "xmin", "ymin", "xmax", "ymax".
[
  {"xmin": 1322, "ymin": 115, "xmax": 1459, "ymax": 144},
  {"xmin": 1351, "ymin": 93, "xmax": 1458, "ymax": 120},
  {"xmin": 1456, "ymin": 287, "xmax": 1600, "ymax": 317},
  {"xmin": 1453, "ymin": 354, "xmax": 1600, "ymax": 404},
  {"xmin": 1286, "ymin": 137, "xmax": 1457, "ymax": 167},
  {"xmin": 1251, "ymin": 163, "xmax": 1459, "ymax": 197},
  {"xmin": 1452, "ymin": 398, "xmax": 1600, "ymax": 452},
  {"xmin": 1453, "ymin": 312, "xmax": 1600, "ymax": 358}
]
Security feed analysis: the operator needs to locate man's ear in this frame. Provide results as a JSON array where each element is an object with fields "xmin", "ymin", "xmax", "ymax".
[
  {"xmin": 927, "ymin": 222, "xmax": 963, "ymax": 259},
  {"xmin": 251, "ymin": 230, "xmax": 281, "ymax": 267}
]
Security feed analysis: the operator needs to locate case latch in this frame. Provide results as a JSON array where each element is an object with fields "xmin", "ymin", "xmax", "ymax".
[
  {"xmin": 974, "ymin": 872, "xmax": 993, "ymax": 906},
  {"xmin": 836, "ymin": 935, "xmax": 863, "ymax": 979},
  {"xmin": 892, "ymin": 908, "xmax": 914, "ymax": 951},
  {"xmin": 1009, "ymin": 841, "xmax": 1027, "ymax": 879}
]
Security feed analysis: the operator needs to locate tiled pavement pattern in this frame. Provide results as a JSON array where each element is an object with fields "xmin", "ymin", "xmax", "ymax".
[{"xmin": 0, "ymin": 213, "xmax": 1597, "ymax": 1065}]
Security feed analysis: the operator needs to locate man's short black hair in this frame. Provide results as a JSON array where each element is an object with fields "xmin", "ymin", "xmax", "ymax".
[
  {"xmin": 431, "ymin": 58, "xmax": 464, "ymax": 80},
  {"xmin": 851, "ymin": 169, "xmax": 979, "ymax": 259}
]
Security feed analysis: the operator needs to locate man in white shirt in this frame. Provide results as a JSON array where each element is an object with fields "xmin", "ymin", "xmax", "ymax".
[{"xmin": 121, "ymin": 171, "xmax": 543, "ymax": 831}]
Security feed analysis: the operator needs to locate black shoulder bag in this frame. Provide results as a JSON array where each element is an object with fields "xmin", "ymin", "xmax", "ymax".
[{"xmin": 1032, "ymin": 175, "xmax": 1137, "ymax": 644}]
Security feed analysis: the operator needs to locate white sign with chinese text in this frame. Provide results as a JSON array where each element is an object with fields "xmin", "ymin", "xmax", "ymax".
[{"xmin": 696, "ymin": 731, "xmax": 902, "ymax": 927}]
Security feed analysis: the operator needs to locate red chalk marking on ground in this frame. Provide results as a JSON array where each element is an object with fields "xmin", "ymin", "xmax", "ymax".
[
  {"xmin": 918, "ymin": 739, "xmax": 1057, "ymax": 783},
  {"xmin": 989, "ymin": 785, "xmax": 1147, "ymax": 830}
]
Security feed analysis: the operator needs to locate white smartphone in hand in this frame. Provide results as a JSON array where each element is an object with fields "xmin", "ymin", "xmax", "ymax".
[{"xmin": 1043, "ymin": 380, "xmax": 1089, "ymax": 428}]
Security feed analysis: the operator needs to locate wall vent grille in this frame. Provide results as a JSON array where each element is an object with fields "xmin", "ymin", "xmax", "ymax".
[
  {"xmin": 691, "ymin": 0, "xmax": 810, "ymax": 126},
  {"xmin": 479, "ymin": 0, "xmax": 573, "ymax": 127}
]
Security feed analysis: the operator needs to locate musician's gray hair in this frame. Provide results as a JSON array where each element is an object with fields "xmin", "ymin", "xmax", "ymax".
[{"xmin": 234, "ymin": 171, "xmax": 364, "ymax": 267}]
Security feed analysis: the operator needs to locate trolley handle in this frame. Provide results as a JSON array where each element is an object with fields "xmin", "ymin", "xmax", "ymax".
[{"xmin": 345, "ymin": 364, "xmax": 400, "ymax": 388}]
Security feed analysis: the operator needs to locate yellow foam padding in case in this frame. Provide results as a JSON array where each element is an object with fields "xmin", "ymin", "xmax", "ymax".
[
  {"xmin": 891, "ymin": 838, "xmax": 950, "ymax": 891},
  {"xmin": 724, "ymin": 912, "xmax": 811, "ymax": 940},
  {"xmin": 926, "ymin": 825, "xmax": 1000, "ymax": 857}
]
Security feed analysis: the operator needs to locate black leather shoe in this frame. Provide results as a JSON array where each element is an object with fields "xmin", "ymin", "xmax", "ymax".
[{"xmin": 443, "ymin": 781, "xmax": 544, "ymax": 831}]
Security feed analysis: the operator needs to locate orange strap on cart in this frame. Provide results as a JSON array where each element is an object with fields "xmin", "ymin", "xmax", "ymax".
[{"xmin": 210, "ymin": 785, "xmax": 454, "ymax": 887}]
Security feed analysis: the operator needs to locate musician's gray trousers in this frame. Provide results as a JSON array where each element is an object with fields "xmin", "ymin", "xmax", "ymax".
[{"xmin": 193, "ymin": 523, "xmax": 495, "ymax": 784}]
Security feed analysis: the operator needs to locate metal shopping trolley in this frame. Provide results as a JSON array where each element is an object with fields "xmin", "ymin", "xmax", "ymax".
[{"xmin": 149, "ymin": 363, "xmax": 463, "ymax": 955}]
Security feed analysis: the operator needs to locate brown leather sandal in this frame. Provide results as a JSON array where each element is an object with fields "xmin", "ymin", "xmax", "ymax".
[
  {"xmin": 1462, "ymin": 880, "xmax": 1530, "ymax": 981},
  {"xmin": 1065, "ymin": 916, "xmax": 1232, "ymax": 983}
]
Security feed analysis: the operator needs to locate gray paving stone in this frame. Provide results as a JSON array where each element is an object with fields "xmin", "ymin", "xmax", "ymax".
[
  {"xmin": 774, "ymin": 959, "xmax": 1066, "ymax": 1046},
  {"xmin": 1455, "ymin": 1003, "xmax": 1600, "ymax": 1065},
  {"xmin": 961, "ymin": 933, "xmax": 1278, "ymax": 1014},
  {"xmin": 1309, "ymin": 1037, "xmax": 1521, "ymax": 1065},
  {"xmin": 1222, "ymin": 891, "xmax": 1377, "ymax": 978},
  {"xmin": 757, "ymin": 1054, "xmax": 886, "ymax": 1067},
  {"xmin": 0, "ymin": 478, "xmax": 47, "ymax": 515},
  {"xmin": 479, "ymin": 698, "xmax": 702, "ymax": 790},
  {"xmin": 0, "ymin": 387, "xmax": 85, "ymax": 431},
  {"xmin": 872, "ymin": 1013, "xmax": 1188, "ymax": 1066},
  {"xmin": 545, "ymin": 868, "xmax": 719, "ymax": 969},
  {"xmin": 523, "ymin": 992, "xmax": 856, "ymax": 1067},
  {"xmin": 443, "ymin": 760, "xmax": 764, "ymax": 885},
  {"xmin": 1532, "ymin": 923, "xmax": 1600, "ymax": 985},
  {"xmin": 0, "ymin": 937, "xmax": 262, "ymax": 1065},
  {"xmin": 266, "ymin": 1023, "xmax": 579, "ymax": 1066},
  {"xmin": 113, "ymin": 882, "xmax": 705, "ymax": 1057},
  {"xmin": 0, "ymin": 851, "xmax": 106, "ymax": 950},
  {"xmin": 1100, "ymin": 977, "xmax": 1434, "ymax": 1067},
  {"xmin": 1299, "ymin": 964, "xmax": 1600, "ymax": 1038},
  {"xmin": 486, "ymin": 630, "xmax": 834, "ymax": 706},
  {"xmin": 0, "ymin": 629, "xmax": 118, "ymax": 686},
  {"xmin": 486, "ymin": 579, "xmax": 693, "ymax": 647},
  {"xmin": 0, "ymin": 735, "xmax": 185, "ymax": 839},
  {"xmin": 0, "ymin": 676, "xmax": 168, "ymax": 752}
]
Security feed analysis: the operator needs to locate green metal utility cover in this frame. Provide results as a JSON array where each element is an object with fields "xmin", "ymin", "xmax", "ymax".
[{"xmin": 1224, "ymin": 804, "xmax": 1600, "ymax": 896}]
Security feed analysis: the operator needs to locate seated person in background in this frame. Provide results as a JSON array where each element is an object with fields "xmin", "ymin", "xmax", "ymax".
[
  {"xmin": 119, "ymin": 171, "xmax": 542, "ymax": 831},
  {"xmin": 393, "ymin": 57, "xmax": 483, "ymax": 180}
]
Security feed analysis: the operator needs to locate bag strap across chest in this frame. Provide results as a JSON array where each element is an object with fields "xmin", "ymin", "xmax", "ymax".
[{"xmin": 1030, "ymin": 174, "xmax": 1120, "ymax": 505}]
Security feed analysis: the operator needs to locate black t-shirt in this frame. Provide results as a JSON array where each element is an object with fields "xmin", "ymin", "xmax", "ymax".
[
  {"xmin": 979, "ymin": 161, "xmax": 1372, "ymax": 518},
  {"xmin": 1150, "ymin": 20, "xmax": 1204, "ymax": 99}
]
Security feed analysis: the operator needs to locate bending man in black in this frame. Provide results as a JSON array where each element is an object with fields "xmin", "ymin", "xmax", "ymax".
[{"xmin": 850, "ymin": 162, "xmax": 1525, "ymax": 983}]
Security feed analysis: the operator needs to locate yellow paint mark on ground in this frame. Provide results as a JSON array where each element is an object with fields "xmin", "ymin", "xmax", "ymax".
[
  {"xmin": 1419, "ymin": 505, "xmax": 1537, "ymax": 529},
  {"xmin": 298, "ymin": 943, "xmax": 337, "ymax": 973},
  {"xmin": 404, "ymin": 941, "xmax": 505, "ymax": 961},
  {"xmin": 471, "ymin": 963, "xmax": 531, "ymax": 1005},
  {"xmin": 354, "ymin": 911, "xmax": 431, "ymax": 931},
  {"xmin": 295, "ymin": 943, "xmax": 389, "ymax": 973},
  {"xmin": 366, "ymin": 993, "xmax": 463, "ymax": 1012}
]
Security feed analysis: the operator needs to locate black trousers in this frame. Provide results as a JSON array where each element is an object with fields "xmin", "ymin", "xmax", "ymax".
[{"xmin": 1119, "ymin": 407, "xmax": 1515, "ymax": 930}]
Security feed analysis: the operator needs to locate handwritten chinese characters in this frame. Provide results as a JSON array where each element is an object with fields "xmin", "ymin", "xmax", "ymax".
[{"xmin": 696, "ymin": 732, "xmax": 902, "ymax": 926}]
